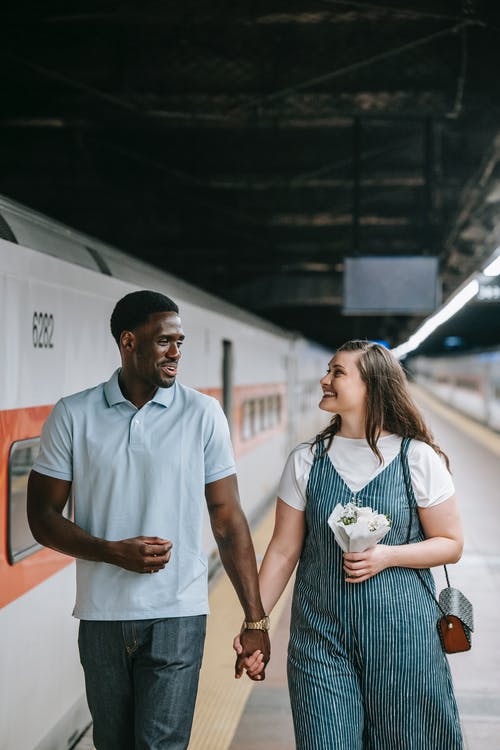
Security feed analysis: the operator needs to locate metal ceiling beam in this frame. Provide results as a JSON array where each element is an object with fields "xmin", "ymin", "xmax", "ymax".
[
  {"xmin": 230, "ymin": 273, "xmax": 343, "ymax": 309},
  {"xmin": 441, "ymin": 132, "xmax": 500, "ymax": 292},
  {"xmin": 204, "ymin": 175, "xmax": 426, "ymax": 189},
  {"xmin": 268, "ymin": 213, "xmax": 413, "ymax": 227},
  {"xmin": 0, "ymin": 92, "xmax": 450, "ymax": 129}
]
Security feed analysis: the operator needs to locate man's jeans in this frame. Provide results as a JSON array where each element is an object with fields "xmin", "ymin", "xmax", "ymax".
[{"xmin": 78, "ymin": 616, "xmax": 207, "ymax": 750}]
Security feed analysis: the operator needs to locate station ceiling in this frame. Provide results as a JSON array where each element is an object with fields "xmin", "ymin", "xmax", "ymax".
[{"xmin": 1, "ymin": 1, "xmax": 500, "ymax": 355}]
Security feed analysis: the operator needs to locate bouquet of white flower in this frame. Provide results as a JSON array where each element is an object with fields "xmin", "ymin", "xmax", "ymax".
[{"xmin": 327, "ymin": 502, "xmax": 392, "ymax": 553}]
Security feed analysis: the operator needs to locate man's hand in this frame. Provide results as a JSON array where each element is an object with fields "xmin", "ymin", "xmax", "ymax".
[
  {"xmin": 109, "ymin": 536, "xmax": 172, "ymax": 573},
  {"xmin": 27, "ymin": 471, "xmax": 172, "ymax": 573},
  {"xmin": 234, "ymin": 629, "xmax": 270, "ymax": 681}
]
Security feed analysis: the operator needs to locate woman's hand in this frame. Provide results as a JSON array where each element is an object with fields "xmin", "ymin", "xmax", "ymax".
[
  {"xmin": 343, "ymin": 497, "xmax": 464, "ymax": 583},
  {"xmin": 233, "ymin": 633, "xmax": 266, "ymax": 680},
  {"xmin": 343, "ymin": 544, "xmax": 394, "ymax": 583}
]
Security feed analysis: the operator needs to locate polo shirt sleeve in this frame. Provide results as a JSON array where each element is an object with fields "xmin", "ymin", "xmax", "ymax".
[
  {"xmin": 203, "ymin": 398, "xmax": 236, "ymax": 484},
  {"xmin": 33, "ymin": 399, "xmax": 73, "ymax": 481}
]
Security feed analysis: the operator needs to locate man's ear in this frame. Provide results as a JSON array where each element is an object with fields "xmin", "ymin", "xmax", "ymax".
[{"xmin": 120, "ymin": 330, "xmax": 135, "ymax": 352}]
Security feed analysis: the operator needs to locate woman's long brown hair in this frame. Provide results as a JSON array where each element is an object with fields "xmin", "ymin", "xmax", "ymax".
[{"xmin": 313, "ymin": 340, "xmax": 450, "ymax": 469}]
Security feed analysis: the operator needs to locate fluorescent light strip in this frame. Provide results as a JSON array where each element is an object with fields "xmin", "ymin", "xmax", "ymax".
[
  {"xmin": 483, "ymin": 255, "xmax": 500, "ymax": 277},
  {"xmin": 393, "ymin": 279, "xmax": 479, "ymax": 359}
]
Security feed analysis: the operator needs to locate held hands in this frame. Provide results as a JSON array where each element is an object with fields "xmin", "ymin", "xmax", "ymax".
[
  {"xmin": 110, "ymin": 536, "xmax": 172, "ymax": 574},
  {"xmin": 234, "ymin": 629, "xmax": 270, "ymax": 681},
  {"xmin": 343, "ymin": 544, "xmax": 393, "ymax": 583}
]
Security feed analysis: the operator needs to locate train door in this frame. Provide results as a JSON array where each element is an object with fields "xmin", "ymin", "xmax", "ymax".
[{"xmin": 222, "ymin": 339, "xmax": 233, "ymax": 433}]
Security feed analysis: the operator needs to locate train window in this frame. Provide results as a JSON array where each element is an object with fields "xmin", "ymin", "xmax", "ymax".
[
  {"xmin": 271, "ymin": 395, "xmax": 278, "ymax": 425},
  {"xmin": 266, "ymin": 396, "xmax": 274, "ymax": 427},
  {"xmin": 275, "ymin": 395, "xmax": 282, "ymax": 423},
  {"xmin": 305, "ymin": 382, "xmax": 316, "ymax": 411},
  {"xmin": 455, "ymin": 378, "xmax": 479, "ymax": 392},
  {"xmin": 248, "ymin": 400, "xmax": 256, "ymax": 437},
  {"xmin": 259, "ymin": 399, "xmax": 267, "ymax": 431},
  {"xmin": 8, "ymin": 439, "xmax": 42, "ymax": 563},
  {"xmin": 7, "ymin": 438, "xmax": 72, "ymax": 564},
  {"xmin": 241, "ymin": 393, "xmax": 284, "ymax": 441},
  {"xmin": 242, "ymin": 401, "xmax": 252, "ymax": 441}
]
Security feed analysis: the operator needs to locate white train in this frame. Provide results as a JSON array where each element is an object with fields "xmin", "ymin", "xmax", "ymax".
[
  {"xmin": 0, "ymin": 194, "xmax": 329, "ymax": 750},
  {"xmin": 409, "ymin": 350, "xmax": 500, "ymax": 431}
]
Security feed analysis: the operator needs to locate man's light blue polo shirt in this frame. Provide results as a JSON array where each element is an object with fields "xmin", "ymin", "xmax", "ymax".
[{"xmin": 33, "ymin": 369, "xmax": 236, "ymax": 620}]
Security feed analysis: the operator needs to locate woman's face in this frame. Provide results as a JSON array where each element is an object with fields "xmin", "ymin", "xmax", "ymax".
[{"xmin": 319, "ymin": 350, "xmax": 367, "ymax": 416}]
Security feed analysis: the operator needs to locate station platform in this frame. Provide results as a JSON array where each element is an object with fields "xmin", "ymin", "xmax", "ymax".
[{"xmin": 75, "ymin": 385, "xmax": 500, "ymax": 750}]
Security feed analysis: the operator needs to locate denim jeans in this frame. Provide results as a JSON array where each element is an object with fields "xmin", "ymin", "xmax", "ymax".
[{"xmin": 78, "ymin": 616, "xmax": 207, "ymax": 750}]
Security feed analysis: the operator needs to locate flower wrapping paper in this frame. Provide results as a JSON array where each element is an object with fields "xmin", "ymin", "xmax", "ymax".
[{"xmin": 327, "ymin": 503, "xmax": 392, "ymax": 553}]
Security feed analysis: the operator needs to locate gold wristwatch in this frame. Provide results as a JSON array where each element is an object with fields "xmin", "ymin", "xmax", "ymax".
[{"xmin": 242, "ymin": 615, "xmax": 270, "ymax": 632}]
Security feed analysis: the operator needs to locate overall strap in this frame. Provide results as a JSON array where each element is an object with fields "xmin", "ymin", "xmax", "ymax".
[
  {"xmin": 400, "ymin": 437, "xmax": 450, "ymax": 617},
  {"xmin": 400, "ymin": 437, "xmax": 416, "ymax": 544},
  {"xmin": 312, "ymin": 436, "xmax": 325, "ymax": 460},
  {"xmin": 306, "ymin": 437, "xmax": 327, "ymax": 506}
]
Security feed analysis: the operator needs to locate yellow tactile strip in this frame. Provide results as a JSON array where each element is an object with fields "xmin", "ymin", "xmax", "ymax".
[
  {"xmin": 189, "ymin": 503, "xmax": 294, "ymax": 750},
  {"xmin": 410, "ymin": 383, "xmax": 500, "ymax": 457}
]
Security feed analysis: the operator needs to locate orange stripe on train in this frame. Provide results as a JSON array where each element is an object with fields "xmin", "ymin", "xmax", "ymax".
[{"xmin": 0, "ymin": 406, "xmax": 73, "ymax": 609}]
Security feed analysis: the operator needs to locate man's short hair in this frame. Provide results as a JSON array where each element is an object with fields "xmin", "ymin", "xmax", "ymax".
[{"xmin": 110, "ymin": 290, "xmax": 179, "ymax": 345}]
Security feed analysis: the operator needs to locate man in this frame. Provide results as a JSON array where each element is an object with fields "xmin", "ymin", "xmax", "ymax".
[{"xmin": 27, "ymin": 290, "xmax": 270, "ymax": 750}]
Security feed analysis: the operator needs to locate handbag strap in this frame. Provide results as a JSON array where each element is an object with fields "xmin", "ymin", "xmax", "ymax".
[{"xmin": 400, "ymin": 439, "xmax": 449, "ymax": 620}]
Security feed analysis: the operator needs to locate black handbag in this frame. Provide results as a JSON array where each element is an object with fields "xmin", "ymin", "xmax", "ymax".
[{"xmin": 400, "ymin": 440, "xmax": 474, "ymax": 654}]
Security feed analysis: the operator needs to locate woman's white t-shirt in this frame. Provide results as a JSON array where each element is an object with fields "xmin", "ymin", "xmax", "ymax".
[{"xmin": 278, "ymin": 434, "xmax": 454, "ymax": 512}]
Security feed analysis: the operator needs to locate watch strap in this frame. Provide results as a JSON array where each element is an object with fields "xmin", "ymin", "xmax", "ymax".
[{"xmin": 242, "ymin": 615, "xmax": 270, "ymax": 631}]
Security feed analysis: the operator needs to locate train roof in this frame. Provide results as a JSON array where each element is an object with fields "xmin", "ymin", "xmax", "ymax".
[{"xmin": 0, "ymin": 192, "xmax": 324, "ymax": 346}]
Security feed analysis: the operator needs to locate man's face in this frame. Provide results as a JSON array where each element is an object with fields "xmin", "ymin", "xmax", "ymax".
[{"xmin": 128, "ymin": 311, "xmax": 185, "ymax": 389}]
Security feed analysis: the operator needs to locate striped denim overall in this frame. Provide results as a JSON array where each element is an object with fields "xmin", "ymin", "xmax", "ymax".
[{"xmin": 287, "ymin": 438, "xmax": 463, "ymax": 749}]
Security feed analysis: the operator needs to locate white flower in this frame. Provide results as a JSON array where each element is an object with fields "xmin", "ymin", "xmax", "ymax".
[
  {"xmin": 368, "ymin": 513, "xmax": 391, "ymax": 532},
  {"xmin": 327, "ymin": 503, "xmax": 392, "ymax": 552},
  {"xmin": 355, "ymin": 506, "xmax": 373, "ymax": 518}
]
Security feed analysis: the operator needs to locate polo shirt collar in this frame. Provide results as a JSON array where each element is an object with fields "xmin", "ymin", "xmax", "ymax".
[
  {"xmin": 104, "ymin": 369, "xmax": 176, "ymax": 409},
  {"xmin": 151, "ymin": 380, "xmax": 176, "ymax": 408}
]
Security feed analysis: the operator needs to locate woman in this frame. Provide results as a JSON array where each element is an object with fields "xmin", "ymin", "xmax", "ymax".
[{"xmin": 235, "ymin": 340, "xmax": 464, "ymax": 749}]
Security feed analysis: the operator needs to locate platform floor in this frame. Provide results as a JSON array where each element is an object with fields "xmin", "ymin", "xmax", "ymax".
[{"xmin": 75, "ymin": 385, "xmax": 500, "ymax": 750}]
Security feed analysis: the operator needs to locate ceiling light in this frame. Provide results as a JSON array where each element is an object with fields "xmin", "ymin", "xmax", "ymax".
[
  {"xmin": 483, "ymin": 253, "xmax": 500, "ymax": 277},
  {"xmin": 393, "ymin": 279, "xmax": 479, "ymax": 359}
]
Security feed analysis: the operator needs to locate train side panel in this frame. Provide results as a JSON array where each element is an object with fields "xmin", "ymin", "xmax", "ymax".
[
  {"xmin": 0, "ymin": 227, "xmax": 329, "ymax": 749},
  {"xmin": 0, "ymin": 569, "xmax": 89, "ymax": 750}
]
